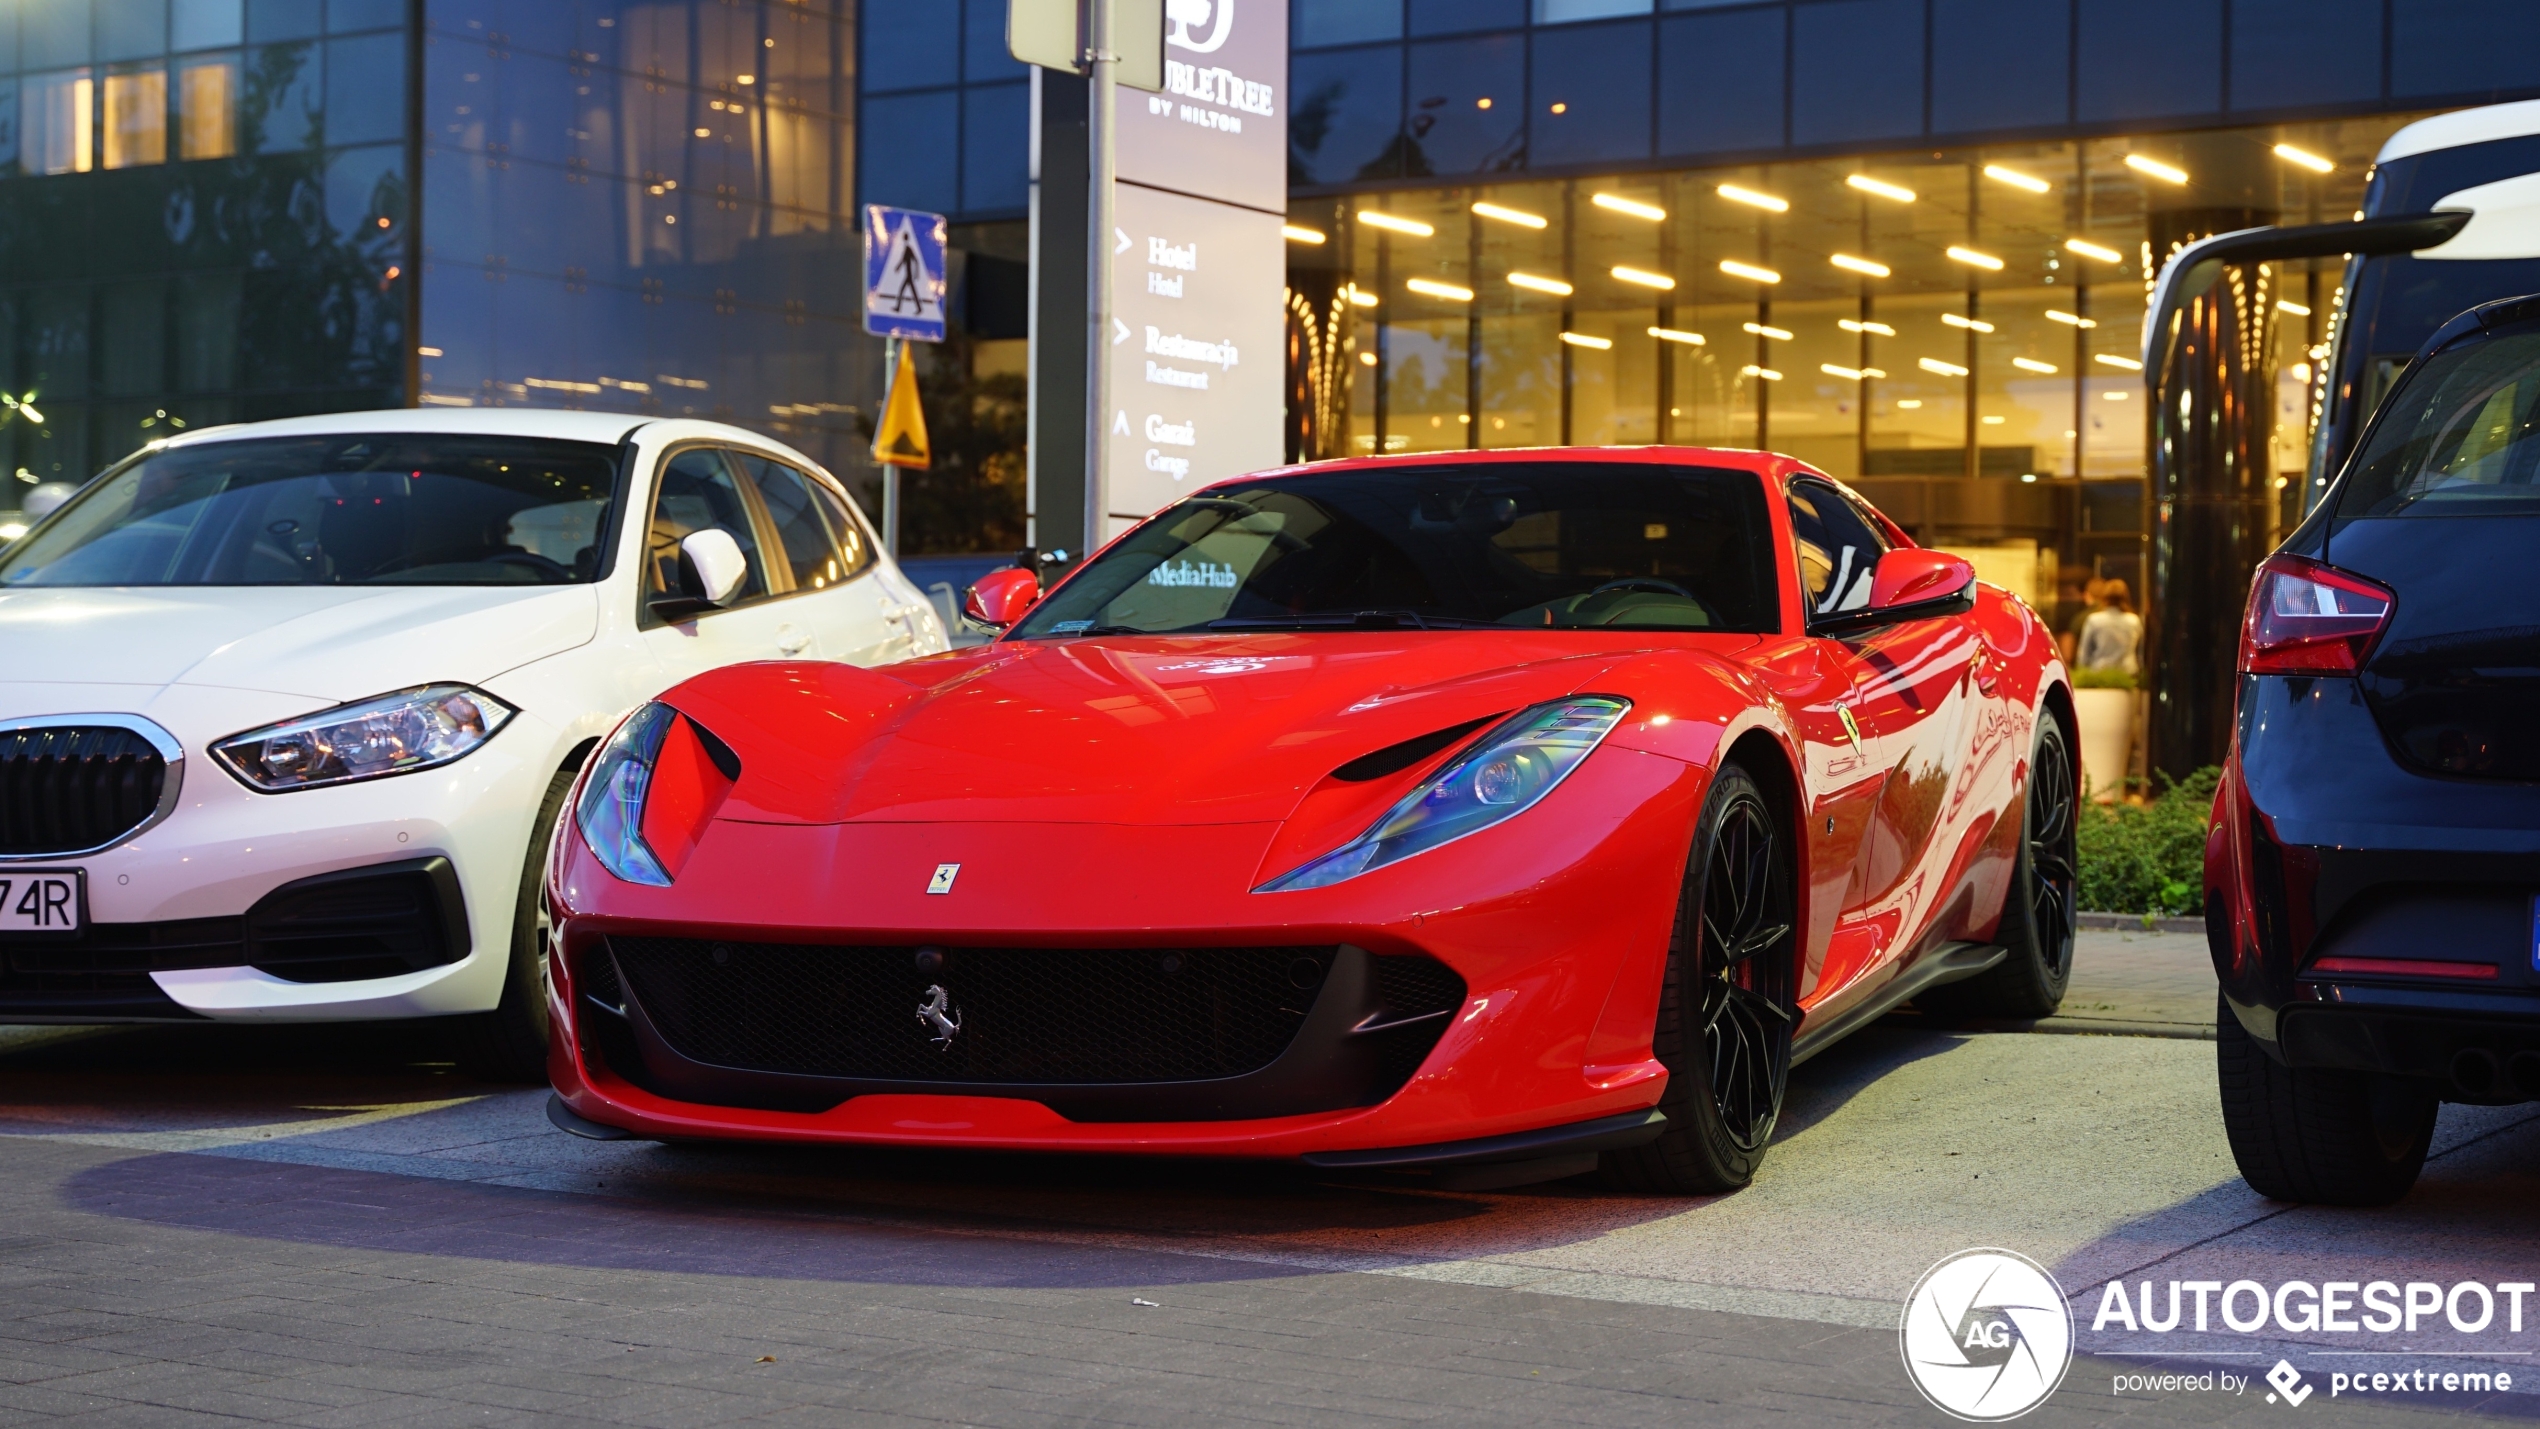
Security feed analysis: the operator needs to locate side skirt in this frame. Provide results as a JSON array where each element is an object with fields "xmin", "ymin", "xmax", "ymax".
[{"xmin": 1789, "ymin": 941, "xmax": 2007, "ymax": 1066}]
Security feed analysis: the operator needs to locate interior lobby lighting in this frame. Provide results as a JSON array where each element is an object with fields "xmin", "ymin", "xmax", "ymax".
[
  {"xmin": 1719, "ymin": 259, "xmax": 1781, "ymax": 284},
  {"xmin": 1983, "ymin": 164, "xmax": 2052, "ymax": 194},
  {"xmin": 1648, "ymin": 326, "xmax": 1706, "ymax": 345},
  {"xmin": 1472, "ymin": 201, "xmax": 1548, "ymax": 228},
  {"xmin": 1897, "ymin": 398, "xmax": 1924, "ymax": 409},
  {"xmin": 2065, "ymin": 237, "xmax": 2124, "ymax": 263},
  {"xmin": 1946, "ymin": 246, "xmax": 2004, "ymax": 270},
  {"xmin": 1715, "ymin": 184, "xmax": 1788, "ymax": 213},
  {"xmin": 2278, "ymin": 299, "xmax": 2313, "ymax": 316},
  {"xmin": 1561, "ymin": 331, "xmax": 1614, "ymax": 349},
  {"xmin": 1507, "ymin": 272, "xmax": 1574, "ymax": 296},
  {"xmin": 1741, "ymin": 365, "xmax": 1782, "ymax": 381},
  {"xmin": 1611, "ymin": 265, "xmax": 1676, "ymax": 290},
  {"xmin": 1941, "ymin": 313, "xmax": 1995, "ymax": 332},
  {"xmin": 2045, "ymin": 309, "xmax": 2097, "ymax": 328},
  {"xmin": 1281, "ymin": 224, "xmax": 1326, "ymax": 245},
  {"xmin": 1345, "ymin": 285, "xmax": 1378, "ymax": 308},
  {"xmin": 2095, "ymin": 353, "xmax": 2144, "ymax": 371},
  {"xmin": 2273, "ymin": 143, "xmax": 2335, "ymax": 174},
  {"xmin": 1839, "ymin": 319, "xmax": 1896, "ymax": 336},
  {"xmin": 1821, "ymin": 363, "xmax": 1887, "ymax": 381},
  {"xmin": 1830, "ymin": 254, "xmax": 1891, "ymax": 277},
  {"xmin": 1846, "ymin": 175, "xmax": 1916, "ymax": 202},
  {"xmin": 1592, "ymin": 192, "xmax": 1667, "ymax": 221},
  {"xmin": 1743, "ymin": 322, "xmax": 1794, "ymax": 340},
  {"xmin": 1406, "ymin": 278, "xmax": 1473, "ymax": 301},
  {"xmin": 1920, "ymin": 357, "xmax": 1970, "ymax": 377},
  {"xmin": 2125, "ymin": 154, "xmax": 2189, "ymax": 185},
  {"xmin": 1358, "ymin": 210, "xmax": 1435, "ymax": 237},
  {"xmin": 2011, "ymin": 357, "xmax": 2058, "ymax": 374},
  {"xmin": 1982, "ymin": 415, "xmax": 2007, "ymax": 424},
  {"xmin": 2103, "ymin": 388, "xmax": 2131, "ymax": 399}
]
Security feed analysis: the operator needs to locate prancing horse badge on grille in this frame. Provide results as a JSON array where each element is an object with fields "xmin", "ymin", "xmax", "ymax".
[
  {"xmin": 916, "ymin": 984, "xmax": 962, "ymax": 1048},
  {"xmin": 927, "ymin": 862, "xmax": 960, "ymax": 894}
]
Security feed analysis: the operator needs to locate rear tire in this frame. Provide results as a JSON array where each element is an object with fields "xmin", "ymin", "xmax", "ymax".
[
  {"xmin": 450, "ymin": 766, "xmax": 578, "ymax": 1083},
  {"xmin": 1601, "ymin": 763, "xmax": 1797, "ymax": 1195},
  {"xmin": 1916, "ymin": 711, "xmax": 2076, "ymax": 1020},
  {"xmin": 2217, "ymin": 992, "xmax": 2434, "ymax": 1206}
]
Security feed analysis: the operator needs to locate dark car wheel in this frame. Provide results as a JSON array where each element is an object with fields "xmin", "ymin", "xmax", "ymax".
[
  {"xmin": 2217, "ymin": 992, "xmax": 2435, "ymax": 1206},
  {"xmin": 1917, "ymin": 711, "xmax": 2077, "ymax": 1021},
  {"xmin": 1602, "ymin": 762, "xmax": 1797, "ymax": 1195},
  {"xmin": 450, "ymin": 766, "xmax": 577, "ymax": 1083}
]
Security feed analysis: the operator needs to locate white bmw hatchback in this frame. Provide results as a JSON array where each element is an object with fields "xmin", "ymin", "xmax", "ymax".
[{"xmin": 0, "ymin": 409, "xmax": 947, "ymax": 1077}]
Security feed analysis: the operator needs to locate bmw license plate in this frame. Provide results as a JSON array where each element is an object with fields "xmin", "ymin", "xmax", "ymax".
[{"xmin": 0, "ymin": 869, "xmax": 83, "ymax": 934}]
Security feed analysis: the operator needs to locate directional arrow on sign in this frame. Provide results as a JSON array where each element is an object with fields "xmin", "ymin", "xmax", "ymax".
[
  {"xmin": 1116, "ymin": 227, "xmax": 1132, "ymax": 254},
  {"xmin": 1114, "ymin": 318, "xmax": 1131, "ymax": 345}
]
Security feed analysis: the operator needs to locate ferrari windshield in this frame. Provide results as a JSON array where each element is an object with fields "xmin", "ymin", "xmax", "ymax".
[
  {"xmin": 0, "ymin": 434, "xmax": 622, "ymax": 587},
  {"xmin": 1012, "ymin": 462, "xmax": 1778, "ymax": 637}
]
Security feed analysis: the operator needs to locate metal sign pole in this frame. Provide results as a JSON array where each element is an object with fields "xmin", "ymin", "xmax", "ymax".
[
  {"xmin": 1083, "ymin": 0, "xmax": 1117, "ymax": 557},
  {"xmin": 882, "ymin": 334, "xmax": 901, "ymax": 556}
]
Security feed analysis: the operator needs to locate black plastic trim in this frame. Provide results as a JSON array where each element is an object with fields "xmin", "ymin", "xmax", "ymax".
[
  {"xmin": 1792, "ymin": 940, "xmax": 2007, "ymax": 1062},
  {"xmin": 1301, "ymin": 1107, "xmax": 1667, "ymax": 1170},
  {"xmin": 546, "ymin": 1092, "xmax": 636, "ymax": 1141}
]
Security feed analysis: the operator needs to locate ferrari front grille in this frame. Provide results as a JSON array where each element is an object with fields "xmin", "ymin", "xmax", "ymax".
[{"xmin": 0, "ymin": 724, "xmax": 168, "ymax": 856}]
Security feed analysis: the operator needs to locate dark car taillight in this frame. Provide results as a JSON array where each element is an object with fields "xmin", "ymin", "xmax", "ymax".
[{"xmin": 2240, "ymin": 555, "xmax": 2395, "ymax": 676}]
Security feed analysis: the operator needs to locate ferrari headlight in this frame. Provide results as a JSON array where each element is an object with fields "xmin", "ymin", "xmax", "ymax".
[
  {"xmin": 1258, "ymin": 696, "xmax": 1630, "ymax": 892},
  {"xmin": 574, "ymin": 702, "xmax": 678, "ymax": 887},
  {"xmin": 213, "ymin": 684, "xmax": 513, "ymax": 792}
]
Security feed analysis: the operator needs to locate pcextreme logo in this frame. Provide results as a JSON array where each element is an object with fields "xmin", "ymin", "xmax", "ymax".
[{"xmin": 1901, "ymin": 1249, "xmax": 2076, "ymax": 1421}]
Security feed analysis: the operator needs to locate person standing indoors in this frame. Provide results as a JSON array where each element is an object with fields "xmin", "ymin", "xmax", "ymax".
[{"xmin": 2074, "ymin": 579, "xmax": 2141, "ymax": 675}]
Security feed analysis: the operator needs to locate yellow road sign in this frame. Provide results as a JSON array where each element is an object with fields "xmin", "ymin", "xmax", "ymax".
[{"xmin": 872, "ymin": 341, "xmax": 930, "ymax": 469}]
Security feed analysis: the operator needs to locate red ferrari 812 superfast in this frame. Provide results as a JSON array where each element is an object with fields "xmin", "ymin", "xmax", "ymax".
[{"xmin": 542, "ymin": 448, "xmax": 2076, "ymax": 1193}]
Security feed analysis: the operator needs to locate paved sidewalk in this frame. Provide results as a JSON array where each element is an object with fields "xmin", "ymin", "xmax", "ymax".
[{"xmin": 1885, "ymin": 928, "xmax": 2218, "ymax": 1040}]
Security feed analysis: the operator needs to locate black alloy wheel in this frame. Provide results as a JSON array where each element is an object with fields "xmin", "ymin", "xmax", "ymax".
[
  {"xmin": 1918, "ymin": 713, "xmax": 2077, "ymax": 1020},
  {"xmin": 1602, "ymin": 761, "xmax": 1797, "ymax": 1194}
]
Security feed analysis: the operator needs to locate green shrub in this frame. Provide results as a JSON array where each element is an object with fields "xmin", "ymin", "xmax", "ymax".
[
  {"xmin": 2075, "ymin": 766, "xmax": 2221, "ymax": 917},
  {"xmin": 2072, "ymin": 665, "xmax": 2137, "ymax": 689}
]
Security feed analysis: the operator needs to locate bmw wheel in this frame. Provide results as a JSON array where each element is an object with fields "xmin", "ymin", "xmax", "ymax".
[
  {"xmin": 450, "ymin": 765, "xmax": 577, "ymax": 1082},
  {"xmin": 1602, "ymin": 761, "xmax": 1797, "ymax": 1195}
]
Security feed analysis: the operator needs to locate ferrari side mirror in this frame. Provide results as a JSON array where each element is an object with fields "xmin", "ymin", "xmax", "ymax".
[
  {"xmin": 963, "ymin": 566, "xmax": 1040, "ymax": 628},
  {"xmin": 1867, "ymin": 548, "xmax": 1976, "ymax": 614}
]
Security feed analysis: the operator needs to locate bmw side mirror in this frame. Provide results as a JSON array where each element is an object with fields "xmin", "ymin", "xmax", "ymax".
[
  {"xmin": 962, "ymin": 566, "xmax": 1040, "ymax": 628},
  {"xmin": 650, "ymin": 528, "xmax": 750, "ymax": 621}
]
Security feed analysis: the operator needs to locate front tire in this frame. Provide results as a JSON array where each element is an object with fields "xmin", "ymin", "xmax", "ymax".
[
  {"xmin": 1917, "ymin": 710, "xmax": 2077, "ymax": 1020},
  {"xmin": 2217, "ymin": 993, "xmax": 2434, "ymax": 1206},
  {"xmin": 1601, "ymin": 762, "xmax": 1797, "ymax": 1195},
  {"xmin": 449, "ymin": 766, "xmax": 578, "ymax": 1083}
]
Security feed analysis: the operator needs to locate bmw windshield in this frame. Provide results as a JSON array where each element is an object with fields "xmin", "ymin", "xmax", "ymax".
[
  {"xmin": 0, "ymin": 434, "xmax": 623, "ymax": 587},
  {"xmin": 1011, "ymin": 462, "xmax": 1779, "ymax": 637}
]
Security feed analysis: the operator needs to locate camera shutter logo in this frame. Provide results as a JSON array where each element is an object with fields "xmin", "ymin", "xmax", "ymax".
[{"xmin": 1900, "ymin": 1249, "xmax": 2074, "ymax": 1421}]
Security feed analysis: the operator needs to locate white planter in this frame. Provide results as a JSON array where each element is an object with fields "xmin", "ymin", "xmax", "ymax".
[{"xmin": 2073, "ymin": 686, "xmax": 2134, "ymax": 803}]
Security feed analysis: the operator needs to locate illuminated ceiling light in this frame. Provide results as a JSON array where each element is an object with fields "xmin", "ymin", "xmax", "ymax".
[
  {"xmin": 1920, "ymin": 357, "xmax": 1970, "ymax": 377},
  {"xmin": 2272, "ymin": 143, "xmax": 2335, "ymax": 175},
  {"xmin": 2011, "ymin": 357, "xmax": 2058, "ymax": 374},
  {"xmin": 1983, "ymin": 164, "xmax": 2052, "ymax": 194},
  {"xmin": 1471, "ymin": 201, "xmax": 1547, "ymax": 229},
  {"xmin": 1839, "ymin": 319, "xmax": 1896, "ymax": 336},
  {"xmin": 1946, "ymin": 246, "xmax": 2004, "ymax": 271},
  {"xmin": 1345, "ymin": 285, "xmax": 1379, "ymax": 308},
  {"xmin": 2103, "ymin": 388, "xmax": 2131, "ymax": 399},
  {"xmin": 1281, "ymin": 224, "xmax": 1326, "ymax": 245},
  {"xmin": 1476, "ymin": 97, "xmax": 1493, "ymax": 110},
  {"xmin": 1982, "ymin": 414, "xmax": 2007, "ymax": 424},
  {"xmin": 1406, "ymin": 277, "xmax": 1473, "ymax": 301},
  {"xmin": 1357, "ymin": 210, "xmax": 1435, "ymax": 237},
  {"xmin": 1648, "ymin": 326, "xmax": 1706, "ymax": 345},
  {"xmin": 1821, "ymin": 363, "xmax": 1875, "ymax": 380},
  {"xmin": 1560, "ymin": 331, "xmax": 1614, "ymax": 350},
  {"xmin": 2021, "ymin": 472, "xmax": 2039, "ymax": 483},
  {"xmin": 1610, "ymin": 265, "xmax": 1676, "ymax": 290},
  {"xmin": 2094, "ymin": 353, "xmax": 2144, "ymax": 371},
  {"xmin": 1896, "ymin": 398, "xmax": 1924, "ymax": 409},
  {"xmin": 2065, "ymin": 237, "xmax": 2124, "ymax": 263},
  {"xmin": 1846, "ymin": 174, "xmax": 1916, "ymax": 202},
  {"xmin": 1358, "ymin": 351, "xmax": 1378, "ymax": 365},
  {"xmin": 1830, "ymin": 253, "xmax": 1891, "ymax": 277},
  {"xmin": 2125, "ymin": 153, "xmax": 2189, "ymax": 185},
  {"xmin": 1592, "ymin": 192, "xmax": 1667, "ymax": 221},
  {"xmin": 2045, "ymin": 309, "xmax": 2097, "ymax": 328},
  {"xmin": 1743, "ymin": 322, "xmax": 1793, "ymax": 341},
  {"xmin": 1940, "ymin": 313, "xmax": 1995, "ymax": 332},
  {"xmin": 1741, "ymin": 365, "xmax": 1783, "ymax": 381},
  {"xmin": 1506, "ymin": 271, "xmax": 1574, "ymax": 296},
  {"xmin": 2277, "ymin": 299, "xmax": 2313, "ymax": 316},
  {"xmin": 1714, "ymin": 184, "xmax": 1787, "ymax": 213},
  {"xmin": 1719, "ymin": 259, "xmax": 1781, "ymax": 284}
]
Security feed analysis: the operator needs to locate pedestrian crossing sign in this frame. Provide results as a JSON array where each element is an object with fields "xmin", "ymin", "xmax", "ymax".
[{"xmin": 863, "ymin": 205, "xmax": 948, "ymax": 342}]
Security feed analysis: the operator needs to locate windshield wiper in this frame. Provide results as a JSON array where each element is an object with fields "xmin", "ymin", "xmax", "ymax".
[{"xmin": 1205, "ymin": 610, "xmax": 1491, "ymax": 631}]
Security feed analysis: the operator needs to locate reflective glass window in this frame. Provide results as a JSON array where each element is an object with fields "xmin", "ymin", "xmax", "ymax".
[
  {"xmin": 1289, "ymin": 45, "xmax": 1401, "ymax": 186},
  {"xmin": 1529, "ymin": 22, "xmax": 1651, "ymax": 168},
  {"xmin": 647, "ymin": 449, "xmax": 772, "ymax": 604},
  {"xmin": 171, "ymin": 0, "xmax": 243, "ymax": 50},
  {"xmin": 2391, "ymin": 1, "xmax": 2540, "ymax": 101},
  {"xmin": 1295, "ymin": 0, "xmax": 1401, "ymax": 48},
  {"xmin": 24, "ymin": 3, "xmax": 92, "ymax": 70},
  {"xmin": 741, "ymin": 455, "xmax": 870, "ymax": 591},
  {"xmin": 964, "ymin": 0, "xmax": 1026, "ymax": 83},
  {"xmin": 21, "ymin": 70, "xmax": 95, "ymax": 175},
  {"xmin": 859, "ymin": 90, "xmax": 959, "ymax": 213},
  {"xmin": 2231, "ymin": 0, "xmax": 2379, "ymax": 110},
  {"xmin": 862, "ymin": 4, "xmax": 959, "ymax": 91},
  {"xmin": 2076, "ymin": 0, "xmax": 2219, "ymax": 123},
  {"xmin": 1658, "ymin": 9, "xmax": 1782, "ymax": 156},
  {"xmin": 1404, "ymin": 35, "xmax": 1523, "ymax": 176},
  {"xmin": 103, "ymin": 67, "xmax": 169, "ymax": 168},
  {"xmin": 98, "ymin": 0, "xmax": 171, "ymax": 63},
  {"xmin": 246, "ymin": 0, "xmax": 320, "ymax": 42},
  {"xmin": 244, "ymin": 40, "xmax": 319, "ymax": 153},
  {"xmin": 177, "ymin": 55, "xmax": 237, "ymax": 156},
  {"xmin": 323, "ymin": 31, "xmax": 403, "ymax": 146},
  {"xmin": 1408, "ymin": 0, "xmax": 1522, "ymax": 36},
  {"xmin": 329, "ymin": 0, "xmax": 402, "ymax": 32},
  {"xmin": 1791, "ymin": 0, "xmax": 1922, "ymax": 147},
  {"xmin": 1789, "ymin": 479, "xmax": 1887, "ymax": 616},
  {"xmin": 1932, "ymin": 0, "xmax": 2067, "ymax": 134},
  {"xmin": 0, "ymin": 82, "xmax": 19, "ymax": 171},
  {"xmin": 1536, "ymin": 0, "xmax": 1651, "ymax": 21},
  {"xmin": 962, "ymin": 81, "xmax": 1028, "ymax": 214}
]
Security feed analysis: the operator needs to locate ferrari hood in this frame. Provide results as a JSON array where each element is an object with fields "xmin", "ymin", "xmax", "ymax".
[
  {"xmin": 671, "ymin": 631, "xmax": 1758, "ymax": 826},
  {"xmin": 0, "ymin": 584, "xmax": 598, "ymax": 702}
]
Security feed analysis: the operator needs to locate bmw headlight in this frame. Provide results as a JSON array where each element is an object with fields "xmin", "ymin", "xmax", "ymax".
[
  {"xmin": 213, "ymin": 684, "xmax": 513, "ymax": 792},
  {"xmin": 1258, "ymin": 696, "xmax": 1630, "ymax": 892}
]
